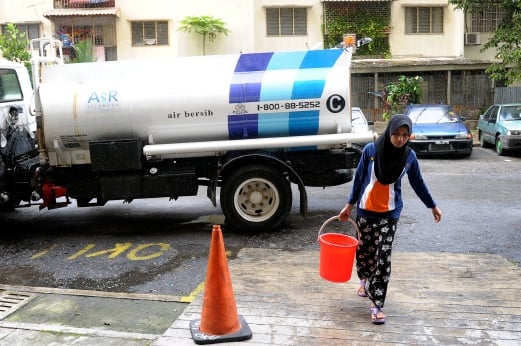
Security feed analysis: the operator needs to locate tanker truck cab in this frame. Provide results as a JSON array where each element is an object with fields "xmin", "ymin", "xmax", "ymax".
[
  {"xmin": 0, "ymin": 37, "xmax": 375, "ymax": 232},
  {"xmin": 0, "ymin": 59, "xmax": 38, "ymax": 209},
  {"xmin": 0, "ymin": 59, "xmax": 35, "ymax": 134}
]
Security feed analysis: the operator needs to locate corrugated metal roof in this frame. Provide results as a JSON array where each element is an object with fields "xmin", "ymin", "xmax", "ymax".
[
  {"xmin": 43, "ymin": 8, "xmax": 120, "ymax": 18},
  {"xmin": 351, "ymin": 57, "xmax": 493, "ymax": 73}
]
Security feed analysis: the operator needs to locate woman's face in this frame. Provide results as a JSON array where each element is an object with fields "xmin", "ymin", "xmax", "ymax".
[{"xmin": 390, "ymin": 125, "xmax": 410, "ymax": 148}]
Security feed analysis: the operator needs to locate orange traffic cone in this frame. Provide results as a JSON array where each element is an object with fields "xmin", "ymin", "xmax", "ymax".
[{"xmin": 190, "ymin": 225, "xmax": 252, "ymax": 344}]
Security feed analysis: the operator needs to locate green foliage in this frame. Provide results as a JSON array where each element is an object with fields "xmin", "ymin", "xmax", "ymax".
[
  {"xmin": 70, "ymin": 39, "xmax": 95, "ymax": 63},
  {"xmin": 178, "ymin": 15, "xmax": 230, "ymax": 55},
  {"xmin": 449, "ymin": 0, "xmax": 521, "ymax": 85},
  {"xmin": 383, "ymin": 76, "xmax": 423, "ymax": 120},
  {"xmin": 0, "ymin": 23, "xmax": 31, "ymax": 70},
  {"xmin": 323, "ymin": 9, "xmax": 390, "ymax": 56}
]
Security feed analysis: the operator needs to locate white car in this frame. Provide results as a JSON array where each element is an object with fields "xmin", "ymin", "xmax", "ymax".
[{"xmin": 351, "ymin": 107, "xmax": 378, "ymax": 148}]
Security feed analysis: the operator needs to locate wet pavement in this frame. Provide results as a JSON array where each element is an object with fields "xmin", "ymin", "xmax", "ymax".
[{"xmin": 1, "ymin": 248, "xmax": 520, "ymax": 345}]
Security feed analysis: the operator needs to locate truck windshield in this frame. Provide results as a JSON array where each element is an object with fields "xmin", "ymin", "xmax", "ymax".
[{"xmin": 0, "ymin": 69, "xmax": 23, "ymax": 103}]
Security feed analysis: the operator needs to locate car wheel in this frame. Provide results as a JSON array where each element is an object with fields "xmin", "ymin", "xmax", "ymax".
[
  {"xmin": 495, "ymin": 136, "xmax": 506, "ymax": 156},
  {"xmin": 479, "ymin": 132, "xmax": 491, "ymax": 148},
  {"xmin": 220, "ymin": 164, "xmax": 292, "ymax": 233}
]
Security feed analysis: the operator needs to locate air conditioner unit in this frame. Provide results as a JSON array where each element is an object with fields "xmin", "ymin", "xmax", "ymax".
[{"xmin": 465, "ymin": 32, "xmax": 481, "ymax": 45}]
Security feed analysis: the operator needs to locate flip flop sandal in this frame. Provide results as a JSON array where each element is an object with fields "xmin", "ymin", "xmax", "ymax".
[
  {"xmin": 370, "ymin": 306, "xmax": 385, "ymax": 325},
  {"xmin": 357, "ymin": 280, "xmax": 368, "ymax": 297}
]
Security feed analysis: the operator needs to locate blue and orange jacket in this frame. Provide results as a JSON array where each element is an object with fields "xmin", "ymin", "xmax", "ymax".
[{"xmin": 348, "ymin": 143, "xmax": 436, "ymax": 219}]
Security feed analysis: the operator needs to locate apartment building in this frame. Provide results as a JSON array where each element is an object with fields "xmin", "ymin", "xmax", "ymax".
[
  {"xmin": 0, "ymin": 0, "xmax": 502, "ymax": 61},
  {"xmin": 1, "ymin": 0, "xmax": 505, "ymax": 118}
]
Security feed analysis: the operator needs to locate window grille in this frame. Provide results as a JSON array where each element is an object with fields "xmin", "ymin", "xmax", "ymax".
[
  {"xmin": 0, "ymin": 23, "xmax": 40, "ymax": 40},
  {"xmin": 405, "ymin": 7, "xmax": 443, "ymax": 34},
  {"xmin": 470, "ymin": 5, "xmax": 506, "ymax": 33},
  {"xmin": 131, "ymin": 21, "xmax": 169, "ymax": 46},
  {"xmin": 266, "ymin": 8, "xmax": 307, "ymax": 36}
]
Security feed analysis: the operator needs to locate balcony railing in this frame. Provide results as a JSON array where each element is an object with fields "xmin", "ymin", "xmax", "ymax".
[{"xmin": 54, "ymin": 0, "xmax": 116, "ymax": 9}]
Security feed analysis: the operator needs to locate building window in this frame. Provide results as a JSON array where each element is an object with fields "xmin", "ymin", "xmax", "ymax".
[
  {"xmin": 266, "ymin": 8, "xmax": 307, "ymax": 36},
  {"xmin": 1, "ymin": 23, "xmax": 40, "ymax": 40},
  {"xmin": 405, "ymin": 7, "xmax": 443, "ymax": 34},
  {"xmin": 131, "ymin": 21, "xmax": 169, "ymax": 46},
  {"xmin": 470, "ymin": 5, "xmax": 506, "ymax": 33}
]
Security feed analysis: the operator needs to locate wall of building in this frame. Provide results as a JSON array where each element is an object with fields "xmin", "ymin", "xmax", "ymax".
[
  {"xmin": 0, "ymin": 0, "xmax": 499, "ymax": 62},
  {"xmin": 463, "ymin": 32, "xmax": 496, "ymax": 61},
  {"xmin": 117, "ymin": 0, "xmax": 256, "ymax": 59},
  {"xmin": 252, "ymin": 0, "xmax": 324, "ymax": 53},
  {"xmin": 0, "ymin": 0, "xmax": 54, "ymax": 37},
  {"xmin": 0, "ymin": 0, "xmax": 325, "ymax": 59},
  {"xmin": 389, "ymin": 0, "xmax": 464, "ymax": 58}
]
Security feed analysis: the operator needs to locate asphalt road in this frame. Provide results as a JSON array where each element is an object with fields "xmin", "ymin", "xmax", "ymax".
[{"xmin": 0, "ymin": 147, "xmax": 519, "ymax": 298}]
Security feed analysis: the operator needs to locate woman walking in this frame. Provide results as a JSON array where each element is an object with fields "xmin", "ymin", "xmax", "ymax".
[{"xmin": 338, "ymin": 114, "xmax": 442, "ymax": 324}]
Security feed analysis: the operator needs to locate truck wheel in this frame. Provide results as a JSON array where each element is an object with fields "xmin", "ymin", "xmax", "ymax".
[{"xmin": 221, "ymin": 164, "xmax": 292, "ymax": 233}]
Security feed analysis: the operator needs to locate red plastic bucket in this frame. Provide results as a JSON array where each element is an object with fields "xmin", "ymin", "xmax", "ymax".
[{"xmin": 318, "ymin": 216, "xmax": 358, "ymax": 283}]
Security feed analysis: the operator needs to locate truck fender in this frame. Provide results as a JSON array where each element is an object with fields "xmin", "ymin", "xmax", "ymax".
[{"xmin": 218, "ymin": 153, "xmax": 308, "ymax": 219}]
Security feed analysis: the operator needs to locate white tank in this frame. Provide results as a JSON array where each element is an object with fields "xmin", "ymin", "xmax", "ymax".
[{"xmin": 37, "ymin": 49, "xmax": 352, "ymax": 165}]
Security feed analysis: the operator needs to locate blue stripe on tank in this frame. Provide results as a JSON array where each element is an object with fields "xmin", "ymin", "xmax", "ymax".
[
  {"xmin": 299, "ymin": 49, "xmax": 343, "ymax": 69},
  {"xmin": 258, "ymin": 112, "xmax": 290, "ymax": 137},
  {"xmin": 234, "ymin": 52, "xmax": 273, "ymax": 72},
  {"xmin": 265, "ymin": 51, "xmax": 307, "ymax": 70},
  {"xmin": 229, "ymin": 53, "xmax": 273, "ymax": 103},
  {"xmin": 289, "ymin": 110, "xmax": 319, "ymax": 135},
  {"xmin": 228, "ymin": 49, "xmax": 344, "ymax": 139},
  {"xmin": 228, "ymin": 114, "xmax": 259, "ymax": 139}
]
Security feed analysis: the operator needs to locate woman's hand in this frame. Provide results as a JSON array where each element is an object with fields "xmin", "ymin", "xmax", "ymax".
[
  {"xmin": 431, "ymin": 206, "xmax": 442, "ymax": 223},
  {"xmin": 338, "ymin": 203, "xmax": 354, "ymax": 222}
]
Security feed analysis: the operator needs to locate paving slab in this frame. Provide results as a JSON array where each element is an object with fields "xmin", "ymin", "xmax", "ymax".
[
  {"xmin": 157, "ymin": 249, "xmax": 521, "ymax": 346},
  {"xmin": 1, "ymin": 249, "xmax": 519, "ymax": 345}
]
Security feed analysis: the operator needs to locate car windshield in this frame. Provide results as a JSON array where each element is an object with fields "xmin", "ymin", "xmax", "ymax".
[
  {"xmin": 407, "ymin": 107, "xmax": 460, "ymax": 124},
  {"xmin": 499, "ymin": 105, "xmax": 521, "ymax": 121}
]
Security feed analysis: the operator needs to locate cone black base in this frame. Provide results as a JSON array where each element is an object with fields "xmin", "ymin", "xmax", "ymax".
[{"xmin": 190, "ymin": 315, "xmax": 252, "ymax": 345}]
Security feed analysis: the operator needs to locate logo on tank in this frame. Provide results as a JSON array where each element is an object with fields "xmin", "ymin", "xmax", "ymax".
[
  {"xmin": 326, "ymin": 94, "xmax": 345, "ymax": 113},
  {"xmin": 87, "ymin": 90, "xmax": 120, "ymax": 110},
  {"xmin": 232, "ymin": 103, "xmax": 247, "ymax": 115}
]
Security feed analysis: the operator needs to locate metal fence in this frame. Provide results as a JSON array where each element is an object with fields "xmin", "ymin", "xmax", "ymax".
[
  {"xmin": 352, "ymin": 70, "xmax": 495, "ymax": 122},
  {"xmin": 494, "ymin": 86, "xmax": 521, "ymax": 104}
]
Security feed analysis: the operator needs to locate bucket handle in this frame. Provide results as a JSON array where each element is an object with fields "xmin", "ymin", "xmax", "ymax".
[{"xmin": 317, "ymin": 216, "xmax": 358, "ymax": 241}]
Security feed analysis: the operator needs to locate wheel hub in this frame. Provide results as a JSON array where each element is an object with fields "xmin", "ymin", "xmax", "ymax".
[{"xmin": 249, "ymin": 191, "xmax": 263, "ymax": 204}]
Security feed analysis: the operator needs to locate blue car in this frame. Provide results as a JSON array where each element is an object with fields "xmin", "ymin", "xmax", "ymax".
[{"xmin": 403, "ymin": 104, "xmax": 473, "ymax": 157}]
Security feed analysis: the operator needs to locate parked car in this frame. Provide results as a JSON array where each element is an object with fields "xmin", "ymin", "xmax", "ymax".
[
  {"xmin": 403, "ymin": 104, "xmax": 473, "ymax": 157},
  {"xmin": 351, "ymin": 107, "xmax": 378, "ymax": 149},
  {"xmin": 477, "ymin": 103, "xmax": 521, "ymax": 156}
]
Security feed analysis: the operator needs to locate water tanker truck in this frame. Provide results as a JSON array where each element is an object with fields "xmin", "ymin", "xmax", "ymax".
[{"xmin": 0, "ymin": 37, "xmax": 375, "ymax": 232}]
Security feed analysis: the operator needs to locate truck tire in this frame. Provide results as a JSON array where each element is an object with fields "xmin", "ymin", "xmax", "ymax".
[{"xmin": 220, "ymin": 164, "xmax": 292, "ymax": 233}]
